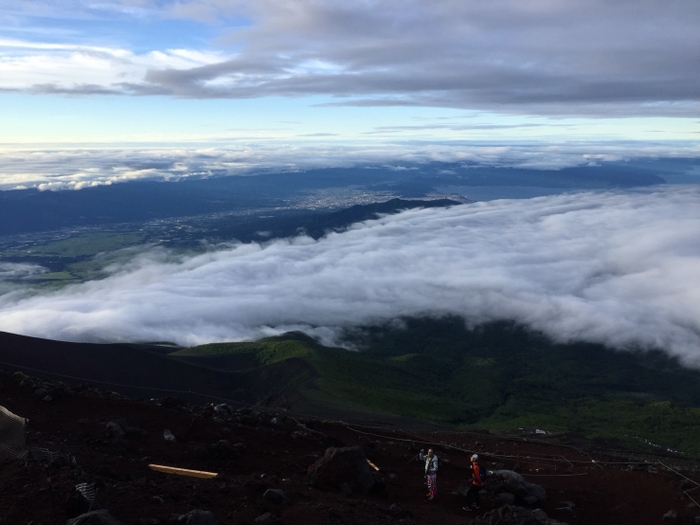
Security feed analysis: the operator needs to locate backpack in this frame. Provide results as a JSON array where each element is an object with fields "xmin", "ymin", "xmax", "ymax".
[
  {"xmin": 474, "ymin": 463, "xmax": 488, "ymax": 485},
  {"xmin": 480, "ymin": 466, "xmax": 489, "ymax": 485}
]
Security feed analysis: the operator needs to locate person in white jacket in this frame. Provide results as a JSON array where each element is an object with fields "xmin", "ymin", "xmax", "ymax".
[{"xmin": 419, "ymin": 448, "xmax": 439, "ymax": 500}]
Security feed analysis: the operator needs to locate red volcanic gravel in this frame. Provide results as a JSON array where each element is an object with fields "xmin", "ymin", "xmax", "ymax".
[{"xmin": 1, "ymin": 371, "xmax": 699, "ymax": 525}]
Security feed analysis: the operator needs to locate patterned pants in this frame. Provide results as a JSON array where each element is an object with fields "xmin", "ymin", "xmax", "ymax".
[{"xmin": 426, "ymin": 474, "xmax": 437, "ymax": 496}]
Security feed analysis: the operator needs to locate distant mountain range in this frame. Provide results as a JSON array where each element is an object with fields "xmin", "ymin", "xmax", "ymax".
[{"xmin": 0, "ymin": 160, "xmax": 671, "ymax": 236}]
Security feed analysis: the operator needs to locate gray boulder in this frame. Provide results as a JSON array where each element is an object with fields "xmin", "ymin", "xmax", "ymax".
[
  {"xmin": 489, "ymin": 470, "xmax": 547, "ymax": 505},
  {"xmin": 263, "ymin": 489, "xmax": 288, "ymax": 505},
  {"xmin": 104, "ymin": 422, "xmax": 125, "ymax": 442},
  {"xmin": 180, "ymin": 509, "xmax": 219, "ymax": 525},
  {"xmin": 307, "ymin": 446, "xmax": 376, "ymax": 494}
]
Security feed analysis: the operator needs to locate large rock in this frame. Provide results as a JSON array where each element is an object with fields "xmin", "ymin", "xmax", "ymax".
[
  {"xmin": 307, "ymin": 446, "xmax": 376, "ymax": 494},
  {"xmin": 473, "ymin": 505, "xmax": 567, "ymax": 525},
  {"xmin": 66, "ymin": 510, "xmax": 122, "ymax": 525},
  {"xmin": 179, "ymin": 509, "xmax": 220, "ymax": 525},
  {"xmin": 489, "ymin": 470, "xmax": 547, "ymax": 505},
  {"xmin": 263, "ymin": 489, "xmax": 288, "ymax": 505}
]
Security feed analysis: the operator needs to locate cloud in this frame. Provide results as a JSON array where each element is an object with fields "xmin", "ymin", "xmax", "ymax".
[
  {"xmin": 0, "ymin": 38, "xmax": 224, "ymax": 91},
  {"xmin": 0, "ymin": 262, "xmax": 47, "ymax": 279},
  {"xmin": 0, "ymin": 262, "xmax": 48, "ymax": 295},
  {"xmin": 1, "ymin": 186, "xmax": 700, "ymax": 367},
  {"xmin": 0, "ymin": 141, "xmax": 699, "ymax": 191},
  {"xmin": 2, "ymin": 0, "xmax": 700, "ymax": 116}
]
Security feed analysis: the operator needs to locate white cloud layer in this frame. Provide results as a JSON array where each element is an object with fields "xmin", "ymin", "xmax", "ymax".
[
  {"xmin": 1, "ymin": 187, "xmax": 700, "ymax": 366},
  {"xmin": 0, "ymin": 38, "xmax": 223, "ymax": 93},
  {"xmin": 1, "ymin": 0, "xmax": 700, "ymax": 116},
  {"xmin": 1, "ymin": 141, "xmax": 699, "ymax": 191}
]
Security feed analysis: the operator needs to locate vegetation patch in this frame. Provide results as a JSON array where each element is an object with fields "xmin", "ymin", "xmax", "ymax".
[{"xmin": 178, "ymin": 317, "xmax": 700, "ymax": 455}]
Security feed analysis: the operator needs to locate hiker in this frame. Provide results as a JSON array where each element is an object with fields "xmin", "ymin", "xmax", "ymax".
[
  {"xmin": 419, "ymin": 448, "xmax": 439, "ymax": 500},
  {"xmin": 464, "ymin": 454, "xmax": 483, "ymax": 511}
]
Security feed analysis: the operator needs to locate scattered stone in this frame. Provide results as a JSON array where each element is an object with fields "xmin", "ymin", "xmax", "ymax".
[
  {"xmin": 232, "ymin": 443, "xmax": 247, "ymax": 454},
  {"xmin": 180, "ymin": 509, "xmax": 219, "ymax": 525},
  {"xmin": 254, "ymin": 512, "xmax": 275, "ymax": 523},
  {"xmin": 473, "ymin": 505, "xmax": 566, "ymax": 525},
  {"xmin": 105, "ymin": 421, "xmax": 126, "ymax": 441},
  {"xmin": 263, "ymin": 489, "xmax": 288, "ymax": 505},
  {"xmin": 213, "ymin": 404, "xmax": 233, "ymax": 418},
  {"xmin": 163, "ymin": 429, "xmax": 176, "ymax": 442},
  {"xmin": 389, "ymin": 503, "xmax": 407, "ymax": 518},
  {"xmin": 663, "ymin": 510, "xmax": 678, "ymax": 521}
]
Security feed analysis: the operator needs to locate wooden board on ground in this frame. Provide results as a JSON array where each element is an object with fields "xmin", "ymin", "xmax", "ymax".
[{"xmin": 148, "ymin": 464, "xmax": 218, "ymax": 479}]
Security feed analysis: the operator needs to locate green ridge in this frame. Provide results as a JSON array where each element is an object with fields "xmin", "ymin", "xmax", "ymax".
[{"xmin": 174, "ymin": 318, "xmax": 700, "ymax": 455}]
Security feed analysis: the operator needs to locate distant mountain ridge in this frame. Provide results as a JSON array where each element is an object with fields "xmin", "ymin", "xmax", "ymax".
[
  {"xmin": 3, "ymin": 317, "xmax": 700, "ymax": 454},
  {"xmin": 0, "ymin": 160, "xmax": 668, "ymax": 235}
]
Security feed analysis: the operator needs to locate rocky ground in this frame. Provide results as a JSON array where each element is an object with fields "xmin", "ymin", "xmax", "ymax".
[{"xmin": 1, "ymin": 370, "xmax": 699, "ymax": 525}]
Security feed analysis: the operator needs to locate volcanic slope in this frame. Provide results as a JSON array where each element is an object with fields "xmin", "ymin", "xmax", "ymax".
[
  {"xmin": 1, "ymin": 369, "xmax": 699, "ymax": 525},
  {"xmin": 4, "ymin": 317, "xmax": 700, "ymax": 455}
]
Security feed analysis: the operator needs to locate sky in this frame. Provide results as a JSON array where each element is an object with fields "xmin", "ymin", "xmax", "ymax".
[
  {"xmin": 0, "ymin": 0, "xmax": 699, "ymax": 152},
  {"xmin": 2, "ymin": 187, "xmax": 700, "ymax": 364}
]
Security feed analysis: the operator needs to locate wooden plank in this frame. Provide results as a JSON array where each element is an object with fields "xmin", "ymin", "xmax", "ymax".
[{"xmin": 148, "ymin": 464, "xmax": 218, "ymax": 479}]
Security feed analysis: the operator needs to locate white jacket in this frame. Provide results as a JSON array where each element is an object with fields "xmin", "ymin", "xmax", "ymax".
[{"xmin": 419, "ymin": 452, "xmax": 438, "ymax": 475}]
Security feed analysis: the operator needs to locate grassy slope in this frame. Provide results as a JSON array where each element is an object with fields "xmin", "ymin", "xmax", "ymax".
[{"xmin": 174, "ymin": 320, "xmax": 700, "ymax": 454}]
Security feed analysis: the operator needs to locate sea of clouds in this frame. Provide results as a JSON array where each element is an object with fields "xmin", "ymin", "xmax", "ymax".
[
  {"xmin": 1, "ymin": 141, "xmax": 699, "ymax": 191},
  {"xmin": 1, "ymin": 186, "xmax": 699, "ymax": 365}
]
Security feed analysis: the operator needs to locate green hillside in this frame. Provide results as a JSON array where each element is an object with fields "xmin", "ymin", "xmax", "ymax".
[{"xmin": 174, "ymin": 318, "xmax": 700, "ymax": 454}]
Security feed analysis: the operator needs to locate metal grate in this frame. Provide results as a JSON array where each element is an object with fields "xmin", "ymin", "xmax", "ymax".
[
  {"xmin": 75, "ymin": 482, "xmax": 96, "ymax": 502},
  {"xmin": 0, "ymin": 405, "xmax": 27, "ymax": 460},
  {"xmin": 76, "ymin": 482, "xmax": 98, "ymax": 511}
]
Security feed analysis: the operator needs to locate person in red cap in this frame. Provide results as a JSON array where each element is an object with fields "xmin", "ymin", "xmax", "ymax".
[{"xmin": 463, "ymin": 454, "xmax": 483, "ymax": 511}]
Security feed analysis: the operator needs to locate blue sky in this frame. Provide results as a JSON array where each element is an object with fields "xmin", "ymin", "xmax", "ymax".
[{"xmin": 0, "ymin": 0, "xmax": 699, "ymax": 185}]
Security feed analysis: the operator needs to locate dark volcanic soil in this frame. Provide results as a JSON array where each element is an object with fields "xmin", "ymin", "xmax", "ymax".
[{"xmin": 1, "ymin": 371, "xmax": 699, "ymax": 525}]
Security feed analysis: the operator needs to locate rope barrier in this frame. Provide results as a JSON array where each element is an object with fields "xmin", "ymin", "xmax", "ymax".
[
  {"xmin": 659, "ymin": 462, "xmax": 700, "ymax": 487},
  {"xmin": 2, "ymin": 361, "xmax": 700, "ymax": 475}
]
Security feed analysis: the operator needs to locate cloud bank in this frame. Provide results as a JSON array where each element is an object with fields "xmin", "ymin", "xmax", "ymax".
[
  {"xmin": 1, "ymin": 141, "xmax": 699, "ymax": 191},
  {"xmin": 2, "ymin": 0, "xmax": 700, "ymax": 116},
  {"xmin": 1, "ymin": 187, "xmax": 700, "ymax": 366}
]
